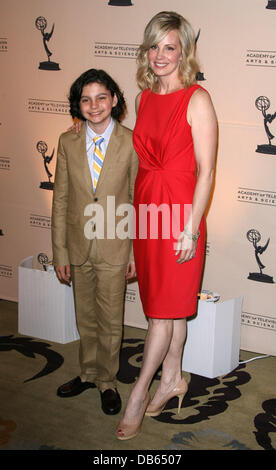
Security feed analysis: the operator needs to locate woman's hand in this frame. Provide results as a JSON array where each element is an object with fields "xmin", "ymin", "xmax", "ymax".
[
  {"xmin": 67, "ymin": 119, "xmax": 83, "ymax": 134},
  {"xmin": 175, "ymin": 231, "xmax": 197, "ymax": 264}
]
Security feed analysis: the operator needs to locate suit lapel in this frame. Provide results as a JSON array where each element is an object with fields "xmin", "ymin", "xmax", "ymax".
[{"xmin": 77, "ymin": 123, "xmax": 94, "ymax": 192}]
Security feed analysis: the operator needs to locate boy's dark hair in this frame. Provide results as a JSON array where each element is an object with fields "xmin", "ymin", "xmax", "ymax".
[{"xmin": 69, "ymin": 69, "xmax": 126, "ymax": 122}]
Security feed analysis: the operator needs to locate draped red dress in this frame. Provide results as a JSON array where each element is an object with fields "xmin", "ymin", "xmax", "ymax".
[{"xmin": 132, "ymin": 84, "xmax": 206, "ymax": 319}]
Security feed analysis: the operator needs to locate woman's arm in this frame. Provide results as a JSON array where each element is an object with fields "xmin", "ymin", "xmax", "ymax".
[{"xmin": 176, "ymin": 89, "xmax": 217, "ymax": 263}]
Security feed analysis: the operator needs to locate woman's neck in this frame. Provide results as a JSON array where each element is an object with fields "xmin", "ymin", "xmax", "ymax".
[{"xmin": 154, "ymin": 76, "xmax": 183, "ymax": 95}]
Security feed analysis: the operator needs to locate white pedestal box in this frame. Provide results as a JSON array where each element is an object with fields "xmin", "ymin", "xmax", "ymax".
[
  {"xmin": 182, "ymin": 296, "xmax": 243, "ymax": 378},
  {"xmin": 124, "ymin": 282, "xmax": 243, "ymax": 379},
  {"xmin": 18, "ymin": 256, "xmax": 79, "ymax": 344},
  {"xmin": 124, "ymin": 281, "xmax": 149, "ymax": 330}
]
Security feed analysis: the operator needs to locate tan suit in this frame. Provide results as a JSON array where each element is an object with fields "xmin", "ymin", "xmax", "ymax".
[{"xmin": 51, "ymin": 120, "xmax": 138, "ymax": 390}]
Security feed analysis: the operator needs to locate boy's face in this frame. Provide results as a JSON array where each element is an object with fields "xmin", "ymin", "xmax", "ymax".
[{"xmin": 80, "ymin": 82, "xmax": 118, "ymax": 133}]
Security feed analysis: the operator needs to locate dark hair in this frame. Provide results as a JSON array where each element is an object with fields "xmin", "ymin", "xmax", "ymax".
[{"xmin": 69, "ymin": 69, "xmax": 126, "ymax": 122}]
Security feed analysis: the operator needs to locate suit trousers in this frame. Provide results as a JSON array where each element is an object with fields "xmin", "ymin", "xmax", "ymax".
[{"xmin": 70, "ymin": 238, "xmax": 127, "ymax": 392}]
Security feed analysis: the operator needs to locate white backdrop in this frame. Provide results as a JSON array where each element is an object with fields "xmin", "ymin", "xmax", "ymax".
[{"xmin": 1, "ymin": 0, "xmax": 276, "ymax": 355}]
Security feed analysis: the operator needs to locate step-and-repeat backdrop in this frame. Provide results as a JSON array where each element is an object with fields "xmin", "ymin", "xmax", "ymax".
[{"xmin": 1, "ymin": 0, "xmax": 275, "ymax": 355}]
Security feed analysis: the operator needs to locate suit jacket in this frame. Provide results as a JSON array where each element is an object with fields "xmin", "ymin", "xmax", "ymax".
[{"xmin": 51, "ymin": 120, "xmax": 138, "ymax": 267}]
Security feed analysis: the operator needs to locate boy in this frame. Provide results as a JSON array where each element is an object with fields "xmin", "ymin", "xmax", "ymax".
[{"xmin": 51, "ymin": 69, "xmax": 138, "ymax": 415}]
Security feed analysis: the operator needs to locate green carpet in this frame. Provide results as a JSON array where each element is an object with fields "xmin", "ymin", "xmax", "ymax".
[{"xmin": 0, "ymin": 300, "xmax": 275, "ymax": 452}]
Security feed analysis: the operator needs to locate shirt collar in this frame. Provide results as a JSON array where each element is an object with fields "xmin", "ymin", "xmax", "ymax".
[{"xmin": 86, "ymin": 118, "xmax": 114, "ymax": 141}]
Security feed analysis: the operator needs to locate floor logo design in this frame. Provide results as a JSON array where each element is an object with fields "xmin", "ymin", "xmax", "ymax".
[
  {"xmin": 35, "ymin": 17, "xmax": 60, "ymax": 70},
  {"xmin": 255, "ymin": 96, "xmax": 276, "ymax": 155},
  {"xmin": 247, "ymin": 229, "xmax": 274, "ymax": 283},
  {"xmin": 0, "ymin": 335, "xmax": 64, "ymax": 383}
]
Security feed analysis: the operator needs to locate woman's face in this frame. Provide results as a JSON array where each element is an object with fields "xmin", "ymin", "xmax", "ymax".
[{"xmin": 148, "ymin": 29, "xmax": 183, "ymax": 80}]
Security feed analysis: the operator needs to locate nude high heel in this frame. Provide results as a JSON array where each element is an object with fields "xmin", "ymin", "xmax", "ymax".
[
  {"xmin": 116, "ymin": 392, "xmax": 151, "ymax": 441},
  {"xmin": 145, "ymin": 378, "xmax": 188, "ymax": 417}
]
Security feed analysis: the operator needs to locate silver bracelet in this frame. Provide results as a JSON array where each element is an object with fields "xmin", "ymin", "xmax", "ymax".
[{"xmin": 183, "ymin": 226, "xmax": 200, "ymax": 242}]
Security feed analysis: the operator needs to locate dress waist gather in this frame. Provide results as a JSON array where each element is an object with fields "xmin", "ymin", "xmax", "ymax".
[{"xmin": 138, "ymin": 166, "xmax": 196, "ymax": 173}]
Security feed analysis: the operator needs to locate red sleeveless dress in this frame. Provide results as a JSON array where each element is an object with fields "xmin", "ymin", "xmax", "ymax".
[{"xmin": 132, "ymin": 85, "xmax": 206, "ymax": 319}]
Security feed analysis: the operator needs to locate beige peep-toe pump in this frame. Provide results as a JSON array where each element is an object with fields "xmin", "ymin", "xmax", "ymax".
[
  {"xmin": 145, "ymin": 378, "xmax": 188, "ymax": 417},
  {"xmin": 116, "ymin": 392, "xmax": 151, "ymax": 441}
]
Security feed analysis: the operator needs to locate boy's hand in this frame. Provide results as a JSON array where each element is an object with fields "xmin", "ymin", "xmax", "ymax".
[
  {"xmin": 55, "ymin": 265, "xmax": 71, "ymax": 285},
  {"xmin": 125, "ymin": 262, "xmax": 136, "ymax": 280}
]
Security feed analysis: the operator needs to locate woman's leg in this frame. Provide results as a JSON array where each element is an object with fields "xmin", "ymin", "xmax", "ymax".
[
  {"xmin": 148, "ymin": 318, "xmax": 187, "ymax": 408},
  {"xmin": 119, "ymin": 318, "xmax": 174, "ymax": 424}
]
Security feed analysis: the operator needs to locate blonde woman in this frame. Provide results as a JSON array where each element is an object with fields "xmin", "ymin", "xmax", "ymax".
[{"xmin": 116, "ymin": 11, "xmax": 217, "ymax": 440}]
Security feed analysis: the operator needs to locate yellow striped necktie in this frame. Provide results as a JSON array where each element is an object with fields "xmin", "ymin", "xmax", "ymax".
[{"xmin": 93, "ymin": 136, "xmax": 104, "ymax": 189}]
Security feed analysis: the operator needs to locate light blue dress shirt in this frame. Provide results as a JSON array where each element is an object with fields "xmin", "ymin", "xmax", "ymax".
[{"xmin": 86, "ymin": 118, "xmax": 115, "ymax": 191}]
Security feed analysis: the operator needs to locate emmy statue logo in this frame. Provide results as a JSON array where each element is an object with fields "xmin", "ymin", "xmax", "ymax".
[
  {"xmin": 37, "ymin": 253, "xmax": 49, "ymax": 271},
  {"xmin": 195, "ymin": 30, "xmax": 206, "ymax": 81},
  {"xmin": 36, "ymin": 141, "xmax": 54, "ymax": 190},
  {"xmin": 108, "ymin": 0, "xmax": 133, "ymax": 5},
  {"xmin": 247, "ymin": 229, "xmax": 274, "ymax": 283},
  {"xmin": 266, "ymin": 0, "xmax": 276, "ymax": 9},
  {"xmin": 35, "ymin": 16, "xmax": 60, "ymax": 70},
  {"xmin": 255, "ymin": 96, "xmax": 276, "ymax": 155}
]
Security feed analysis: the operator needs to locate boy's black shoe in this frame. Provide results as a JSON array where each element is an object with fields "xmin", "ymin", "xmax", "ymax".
[
  {"xmin": 100, "ymin": 389, "xmax": 122, "ymax": 415},
  {"xmin": 57, "ymin": 376, "xmax": 96, "ymax": 397}
]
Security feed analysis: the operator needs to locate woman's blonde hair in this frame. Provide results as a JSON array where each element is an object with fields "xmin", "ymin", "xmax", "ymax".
[{"xmin": 136, "ymin": 11, "xmax": 200, "ymax": 90}]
